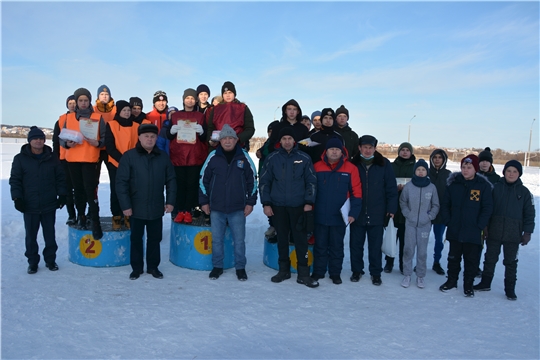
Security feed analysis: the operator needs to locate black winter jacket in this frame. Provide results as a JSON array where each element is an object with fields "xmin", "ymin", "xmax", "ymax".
[
  {"xmin": 429, "ymin": 149, "xmax": 451, "ymax": 224},
  {"xmin": 10, "ymin": 144, "xmax": 66, "ymax": 214},
  {"xmin": 334, "ymin": 124, "xmax": 359, "ymax": 160},
  {"xmin": 392, "ymin": 154, "xmax": 416, "ymax": 225}
]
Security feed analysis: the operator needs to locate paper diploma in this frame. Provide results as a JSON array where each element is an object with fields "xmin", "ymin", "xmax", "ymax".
[
  {"xmin": 176, "ymin": 120, "xmax": 197, "ymax": 144},
  {"xmin": 79, "ymin": 117, "xmax": 99, "ymax": 140}
]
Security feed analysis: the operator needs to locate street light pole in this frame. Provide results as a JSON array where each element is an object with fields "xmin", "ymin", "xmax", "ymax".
[
  {"xmin": 526, "ymin": 118, "xmax": 536, "ymax": 166},
  {"xmin": 407, "ymin": 115, "xmax": 416, "ymax": 143},
  {"xmin": 273, "ymin": 106, "xmax": 280, "ymax": 121}
]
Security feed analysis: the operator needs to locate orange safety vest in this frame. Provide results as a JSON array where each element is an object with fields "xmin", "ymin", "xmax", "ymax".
[
  {"xmin": 57, "ymin": 113, "xmax": 70, "ymax": 160},
  {"xmin": 107, "ymin": 120, "xmax": 141, "ymax": 167},
  {"xmin": 93, "ymin": 105, "xmax": 116, "ymax": 124},
  {"xmin": 64, "ymin": 112, "xmax": 102, "ymax": 163}
]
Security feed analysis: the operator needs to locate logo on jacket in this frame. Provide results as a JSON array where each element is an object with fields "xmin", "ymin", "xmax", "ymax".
[
  {"xmin": 294, "ymin": 160, "xmax": 303, "ymax": 164},
  {"xmin": 237, "ymin": 160, "xmax": 244, "ymax": 168},
  {"xmin": 470, "ymin": 190, "xmax": 480, "ymax": 201}
]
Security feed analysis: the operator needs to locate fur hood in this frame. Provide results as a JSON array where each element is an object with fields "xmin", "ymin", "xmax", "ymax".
[{"xmin": 446, "ymin": 171, "xmax": 493, "ymax": 189}]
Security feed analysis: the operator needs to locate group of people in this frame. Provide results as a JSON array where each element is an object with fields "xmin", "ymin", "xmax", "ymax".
[{"xmin": 9, "ymin": 85, "xmax": 535, "ymax": 300}]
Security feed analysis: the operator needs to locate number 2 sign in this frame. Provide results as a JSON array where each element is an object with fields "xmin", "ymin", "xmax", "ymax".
[{"xmin": 79, "ymin": 235, "xmax": 103, "ymax": 259}]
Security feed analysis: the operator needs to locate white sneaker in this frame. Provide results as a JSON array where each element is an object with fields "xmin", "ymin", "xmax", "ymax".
[
  {"xmin": 417, "ymin": 277, "xmax": 425, "ymax": 289},
  {"xmin": 401, "ymin": 275, "xmax": 411, "ymax": 288},
  {"xmin": 264, "ymin": 226, "xmax": 276, "ymax": 237}
]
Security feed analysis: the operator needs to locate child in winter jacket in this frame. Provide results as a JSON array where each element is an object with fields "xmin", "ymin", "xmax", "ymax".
[
  {"xmin": 474, "ymin": 160, "xmax": 535, "ymax": 300},
  {"xmin": 399, "ymin": 159, "xmax": 440, "ymax": 288}
]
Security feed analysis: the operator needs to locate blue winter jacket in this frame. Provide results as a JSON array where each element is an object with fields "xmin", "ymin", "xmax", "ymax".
[
  {"xmin": 199, "ymin": 144, "xmax": 258, "ymax": 213},
  {"xmin": 259, "ymin": 145, "xmax": 316, "ymax": 207}
]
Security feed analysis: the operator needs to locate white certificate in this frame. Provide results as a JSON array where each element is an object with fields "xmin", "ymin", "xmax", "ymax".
[
  {"xmin": 396, "ymin": 177, "xmax": 411, "ymax": 186},
  {"xmin": 176, "ymin": 120, "xmax": 197, "ymax": 144},
  {"xmin": 79, "ymin": 117, "xmax": 99, "ymax": 140}
]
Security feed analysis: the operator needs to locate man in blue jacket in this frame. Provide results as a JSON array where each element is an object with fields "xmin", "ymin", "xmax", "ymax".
[
  {"xmin": 10, "ymin": 126, "xmax": 67, "ymax": 274},
  {"xmin": 199, "ymin": 124, "xmax": 258, "ymax": 281}
]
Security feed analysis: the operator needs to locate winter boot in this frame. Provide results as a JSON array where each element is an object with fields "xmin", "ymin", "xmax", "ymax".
[
  {"xmin": 209, "ymin": 267, "xmax": 223, "ymax": 280},
  {"xmin": 505, "ymin": 279, "xmax": 517, "ymax": 300},
  {"xmin": 432, "ymin": 262, "xmax": 445, "ymax": 275},
  {"xmin": 92, "ymin": 220, "xmax": 103, "ymax": 240},
  {"xmin": 463, "ymin": 278, "xmax": 475, "ymax": 298},
  {"xmin": 473, "ymin": 275, "xmax": 493, "ymax": 291},
  {"xmin": 271, "ymin": 261, "xmax": 291, "ymax": 283},
  {"xmin": 383, "ymin": 257, "xmax": 394, "ymax": 273},
  {"xmin": 439, "ymin": 277, "xmax": 458, "ymax": 292},
  {"xmin": 112, "ymin": 216, "xmax": 122, "ymax": 231},
  {"xmin": 297, "ymin": 265, "xmax": 319, "ymax": 288}
]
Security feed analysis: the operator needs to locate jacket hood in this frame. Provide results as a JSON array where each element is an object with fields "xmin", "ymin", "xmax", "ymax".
[
  {"xmin": 446, "ymin": 171, "xmax": 493, "ymax": 189},
  {"xmin": 20, "ymin": 143, "xmax": 53, "ymax": 157},
  {"xmin": 429, "ymin": 149, "xmax": 448, "ymax": 170},
  {"xmin": 281, "ymin": 99, "xmax": 303, "ymax": 123}
]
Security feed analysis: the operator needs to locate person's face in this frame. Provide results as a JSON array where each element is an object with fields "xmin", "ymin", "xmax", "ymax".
[
  {"xmin": 360, "ymin": 144, "xmax": 375, "ymax": 158},
  {"xmin": 155, "ymin": 100, "xmax": 167, "ymax": 112},
  {"xmin": 312, "ymin": 116, "xmax": 321, "ymax": 129},
  {"xmin": 336, "ymin": 114, "xmax": 348, "ymax": 127},
  {"xmin": 119, "ymin": 107, "xmax": 131, "ymax": 119},
  {"xmin": 77, "ymin": 96, "xmax": 90, "ymax": 110},
  {"xmin": 504, "ymin": 166, "xmax": 520, "ymax": 184},
  {"xmin": 67, "ymin": 100, "xmax": 77, "ymax": 113},
  {"xmin": 29, "ymin": 137, "xmax": 45, "ymax": 153},
  {"xmin": 98, "ymin": 92, "xmax": 110, "ymax": 104},
  {"xmin": 479, "ymin": 160, "xmax": 491, "ymax": 172},
  {"xmin": 432, "ymin": 154, "xmax": 444, "ymax": 168},
  {"xmin": 198, "ymin": 92, "xmax": 209, "ymax": 104},
  {"xmin": 280, "ymin": 135, "xmax": 295, "ymax": 151},
  {"xmin": 223, "ymin": 91, "xmax": 235, "ymax": 103},
  {"xmin": 131, "ymin": 106, "xmax": 142, "ymax": 117},
  {"xmin": 326, "ymin": 147, "xmax": 342, "ymax": 163},
  {"xmin": 415, "ymin": 166, "xmax": 427, "ymax": 177},
  {"xmin": 286, "ymin": 105, "xmax": 299, "ymax": 121},
  {"xmin": 139, "ymin": 133, "xmax": 157, "ymax": 151},
  {"xmin": 220, "ymin": 136, "xmax": 238, "ymax": 151},
  {"xmin": 301, "ymin": 118, "xmax": 311, "ymax": 129},
  {"xmin": 461, "ymin": 163, "xmax": 476, "ymax": 180},
  {"xmin": 322, "ymin": 115, "xmax": 334, "ymax": 127},
  {"xmin": 399, "ymin": 147, "xmax": 411, "ymax": 159},
  {"xmin": 212, "ymin": 97, "xmax": 221, "ymax": 106},
  {"xmin": 184, "ymin": 96, "xmax": 196, "ymax": 109}
]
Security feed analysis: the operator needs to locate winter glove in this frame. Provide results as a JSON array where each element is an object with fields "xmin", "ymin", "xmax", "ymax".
[
  {"xmin": 14, "ymin": 198, "xmax": 25, "ymax": 213},
  {"xmin": 304, "ymin": 210, "xmax": 314, "ymax": 233},
  {"xmin": 521, "ymin": 232, "xmax": 531, "ymax": 246},
  {"xmin": 57, "ymin": 195, "xmax": 67, "ymax": 209},
  {"xmin": 193, "ymin": 124, "xmax": 204, "ymax": 135},
  {"xmin": 170, "ymin": 124, "xmax": 181, "ymax": 135}
]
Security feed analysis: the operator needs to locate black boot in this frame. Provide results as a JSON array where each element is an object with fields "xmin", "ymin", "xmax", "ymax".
[
  {"xmin": 383, "ymin": 257, "xmax": 394, "ymax": 273},
  {"xmin": 505, "ymin": 279, "xmax": 517, "ymax": 300},
  {"xmin": 463, "ymin": 278, "xmax": 474, "ymax": 298},
  {"xmin": 297, "ymin": 265, "xmax": 319, "ymax": 288},
  {"xmin": 439, "ymin": 275, "xmax": 458, "ymax": 292},
  {"xmin": 77, "ymin": 214, "xmax": 87, "ymax": 230},
  {"xmin": 271, "ymin": 261, "xmax": 291, "ymax": 283},
  {"xmin": 473, "ymin": 275, "xmax": 493, "ymax": 291},
  {"xmin": 92, "ymin": 220, "xmax": 103, "ymax": 240}
]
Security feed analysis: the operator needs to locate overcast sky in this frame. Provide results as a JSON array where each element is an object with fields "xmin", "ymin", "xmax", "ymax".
[{"xmin": 2, "ymin": 1, "xmax": 538, "ymax": 151}]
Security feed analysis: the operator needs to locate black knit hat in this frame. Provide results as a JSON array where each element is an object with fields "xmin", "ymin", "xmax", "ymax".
[
  {"xmin": 196, "ymin": 84, "xmax": 210, "ymax": 98},
  {"xmin": 503, "ymin": 160, "xmax": 523, "ymax": 177},
  {"xmin": 115, "ymin": 100, "xmax": 131, "ymax": 114},
  {"xmin": 153, "ymin": 90, "xmax": 168, "ymax": 104},
  {"xmin": 478, "ymin": 147, "xmax": 493, "ymax": 164},
  {"xmin": 27, "ymin": 126, "xmax": 45, "ymax": 142},
  {"xmin": 138, "ymin": 124, "xmax": 158, "ymax": 135},
  {"xmin": 66, "ymin": 95, "xmax": 75, "ymax": 109},
  {"xmin": 129, "ymin": 97, "xmax": 143, "ymax": 109},
  {"xmin": 267, "ymin": 120, "xmax": 279, "ymax": 132},
  {"xmin": 359, "ymin": 135, "xmax": 378, "ymax": 147},
  {"xmin": 74, "ymin": 88, "xmax": 92, "ymax": 103},
  {"xmin": 221, "ymin": 81, "xmax": 236, "ymax": 96},
  {"xmin": 335, "ymin": 105, "xmax": 349, "ymax": 118},
  {"xmin": 326, "ymin": 137, "xmax": 343, "ymax": 151},
  {"xmin": 278, "ymin": 126, "xmax": 295, "ymax": 140},
  {"xmin": 320, "ymin": 108, "xmax": 335, "ymax": 121}
]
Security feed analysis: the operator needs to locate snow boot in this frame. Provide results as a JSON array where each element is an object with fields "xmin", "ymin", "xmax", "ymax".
[
  {"xmin": 473, "ymin": 275, "xmax": 492, "ymax": 291},
  {"xmin": 271, "ymin": 261, "xmax": 291, "ymax": 283},
  {"xmin": 383, "ymin": 257, "xmax": 394, "ymax": 273},
  {"xmin": 92, "ymin": 220, "xmax": 103, "ymax": 240},
  {"xmin": 297, "ymin": 265, "xmax": 319, "ymax": 288},
  {"xmin": 463, "ymin": 278, "xmax": 474, "ymax": 298},
  {"xmin": 505, "ymin": 279, "xmax": 517, "ymax": 300},
  {"xmin": 439, "ymin": 278, "xmax": 458, "ymax": 292},
  {"xmin": 112, "ymin": 216, "xmax": 122, "ymax": 231},
  {"xmin": 432, "ymin": 262, "xmax": 445, "ymax": 275},
  {"xmin": 209, "ymin": 267, "xmax": 223, "ymax": 280}
]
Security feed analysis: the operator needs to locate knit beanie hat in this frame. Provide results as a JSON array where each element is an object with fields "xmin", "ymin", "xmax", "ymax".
[
  {"xmin": 66, "ymin": 95, "xmax": 75, "ymax": 109},
  {"xmin": 74, "ymin": 88, "xmax": 92, "ymax": 103},
  {"xmin": 196, "ymin": 84, "xmax": 211, "ymax": 98},
  {"xmin": 398, "ymin": 142, "xmax": 414, "ymax": 154},
  {"xmin": 27, "ymin": 126, "xmax": 45, "ymax": 142},
  {"xmin": 115, "ymin": 100, "xmax": 131, "ymax": 115},
  {"xmin": 326, "ymin": 137, "xmax": 343, "ymax": 151},
  {"xmin": 311, "ymin": 111, "xmax": 321, "ymax": 122},
  {"xmin": 153, "ymin": 90, "xmax": 168, "ymax": 104},
  {"xmin": 267, "ymin": 120, "xmax": 279, "ymax": 132},
  {"xmin": 320, "ymin": 108, "xmax": 335, "ymax": 121},
  {"xmin": 503, "ymin": 160, "xmax": 523, "ymax": 177},
  {"xmin": 461, "ymin": 154, "xmax": 480, "ymax": 172},
  {"xmin": 335, "ymin": 105, "xmax": 349, "ymax": 118},
  {"xmin": 219, "ymin": 124, "xmax": 238, "ymax": 140},
  {"xmin": 278, "ymin": 126, "xmax": 295, "ymax": 140},
  {"xmin": 183, "ymin": 88, "xmax": 197, "ymax": 101},
  {"xmin": 414, "ymin": 159, "xmax": 429, "ymax": 173},
  {"xmin": 97, "ymin": 85, "xmax": 111, "ymax": 98},
  {"xmin": 221, "ymin": 81, "xmax": 236, "ymax": 96},
  {"xmin": 129, "ymin": 97, "xmax": 143, "ymax": 109},
  {"xmin": 478, "ymin": 147, "xmax": 493, "ymax": 164},
  {"xmin": 359, "ymin": 135, "xmax": 378, "ymax": 147},
  {"xmin": 138, "ymin": 124, "xmax": 158, "ymax": 135},
  {"xmin": 302, "ymin": 115, "xmax": 311, "ymax": 122}
]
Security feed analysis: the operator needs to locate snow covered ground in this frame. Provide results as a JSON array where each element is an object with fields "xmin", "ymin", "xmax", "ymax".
[{"xmin": 1, "ymin": 141, "xmax": 539, "ymax": 359}]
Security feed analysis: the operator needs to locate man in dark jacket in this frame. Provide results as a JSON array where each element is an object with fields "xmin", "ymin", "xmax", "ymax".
[
  {"xmin": 439, "ymin": 154, "xmax": 493, "ymax": 297},
  {"xmin": 308, "ymin": 108, "xmax": 344, "ymax": 164},
  {"xmin": 350, "ymin": 135, "xmax": 398, "ymax": 285},
  {"xmin": 334, "ymin": 105, "xmax": 359, "ymax": 160},
  {"xmin": 259, "ymin": 127, "xmax": 318, "ymax": 287},
  {"xmin": 429, "ymin": 149, "xmax": 452, "ymax": 275},
  {"xmin": 199, "ymin": 124, "xmax": 258, "ymax": 281},
  {"xmin": 10, "ymin": 126, "xmax": 67, "ymax": 274},
  {"xmin": 116, "ymin": 124, "xmax": 176, "ymax": 280},
  {"xmin": 267, "ymin": 99, "xmax": 309, "ymax": 154}
]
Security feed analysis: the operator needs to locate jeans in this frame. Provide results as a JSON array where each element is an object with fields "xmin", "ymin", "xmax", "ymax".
[
  {"xmin": 210, "ymin": 210, "xmax": 246, "ymax": 270},
  {"xmin": 432, "ymin": 223, "xmax": 446, "ymax": 264}
]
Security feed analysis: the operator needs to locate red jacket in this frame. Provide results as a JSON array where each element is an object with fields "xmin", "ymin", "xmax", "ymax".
[
  {"xmin": 146, "ymin": 107, "xmax": 168, "ymax": 132},
  {"xmin": 168, "ymin": 110, "xmax": 208, "ymax": 166}
]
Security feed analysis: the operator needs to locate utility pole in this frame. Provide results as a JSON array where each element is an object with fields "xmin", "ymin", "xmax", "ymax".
[
  {"xmin": 526, "ymin": 118, "xmax": 536, "ymax": 166},
  {"xmin": 407, "ymin": 115, "xmax": 416, "ymax": 143}
]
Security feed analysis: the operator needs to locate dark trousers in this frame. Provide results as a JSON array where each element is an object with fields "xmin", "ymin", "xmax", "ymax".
[
  {"xmin": 447, "ymin": 240, "xmax": 481, "ymax": 285},
  {"xmin": 106, "ymin": 162, "xmax": 121, "ymax": 216},
  {"xmin": 24, "ymin": 211, "xmax": 57, "ymax": 266},
  {"xmin": 313, "ymin": 224, "xmax": 346, "ymax": 276},
  {"xmin": 60, "ymin": 160, "xmax": 76, "ymax": 218},
  {"xmin": 350, "ymin": 223, "xmax": 384, "ymax": 276},
  {"xmin": 482, "ymin": 239, "xmax": 519, "ymax": 283},
  {"xmin": 272, "ymin": 206, "xmax": 308, "ymax": 267},
  {"xmin": 174, "ymin": 165, "xmax": 202, "ymax": 212},
  {"xmin": 68, "ymin": 162, "xmax": 100, "ymax": 221},
  {"xmin": 130, "ymin": 217, "xmax": 162, "ymax": 272},
  {"xmin": 385, "ymin": 222, "xmax": 405, "ymax": 270}
]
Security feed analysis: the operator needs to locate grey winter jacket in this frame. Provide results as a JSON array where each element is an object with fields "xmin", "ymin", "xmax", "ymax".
[{"xmin": 399, "ymin": 182, "xmax": 440, "ymax": 228}]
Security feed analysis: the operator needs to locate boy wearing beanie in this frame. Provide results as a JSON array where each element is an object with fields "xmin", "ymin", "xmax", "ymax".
[
  {"xmin": 478, "ymin": 147, "xmax": 501, "ymax": 185},
  {"xmin": 94, "ymin": 85, "xmax": 116, "ymax": 123},
  {"xmin": 309, "ymin": 108, "xmax": 344, "ymax": 164},
  {"xmin": 309, "ymin": 111, "xmax": 322, "ymax": 134},
  {"xmin": 196, "ymin": 84, "xmax": 211, "ymax": 113},
  {"xmin": 440, "ymin": 154, "xmax": 493, "ymax": 297},
  {"xmin": 146, "ymin": 90, "xmax": 169, "ymax": 132},
  {"xmin": 266, "ymin": 99, "xmax": 309, "ymax": 155},
  {"xmin": 334, "ymin": 105, "xmax": 359, "ymax": 160},
  {"xmin": 399, "ymin": 159, "xmax": 440, "ymax": 288},
  {"xmin": 130, "ymin": 97, "xmax": 146, "ymax": 124},
  {"xmin": 474, "ymin": 160, "xmax": 535, "ymax": 300}
]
